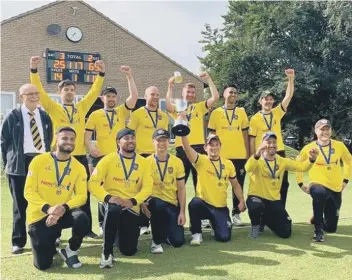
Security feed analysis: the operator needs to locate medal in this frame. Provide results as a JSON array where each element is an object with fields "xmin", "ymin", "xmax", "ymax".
[
  {"xmin": 272, "ymin": 181, "xmax": 276, "ymax": 186},
  {"xmin": 145, "ymin": 107, "xmax": 158, "ymax": 128},
  {"xmin": 210, "ymin": 158, "xmax": 223, "ymax": 184},
  {"xmin": 223, "ymin": 106, "xmax": 236, "ymax": 130},
  {"xmin": 261, "ymin": 111, "xmax": 273, "ymax": 131},
  {"xmin": 154, "ymin": 154, "xmax": 169, "ymax": 185},
  {"xmin": 120, "ymin": 152, "xmax": 136, "ymax": 187},
  {"xmin": 186, "ymin": 105, "xmax": 194, "ymax": 122},
  {"xmin": 317, "ymin": 141, "xmax": 332, "ymax": 170},
  {"xmin": 263, "ymin": 155, "xmax": 277, "ymax": 179},
  {"xmin": 104, "ymin": 109, "xmax": 115, "ymax": 132},
  {"xmin": 63, "ymin": 104, "xmax": 75, "ymax": 124},
  {"xmin": 53, "ymin": 153, "xmax": 72, "ymax": 195}
]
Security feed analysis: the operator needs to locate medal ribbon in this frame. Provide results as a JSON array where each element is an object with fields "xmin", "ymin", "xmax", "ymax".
[
  {"xmin": 53, "ymin": 153, "xmax": 72, "ymax": 188},
  {"xmin": 119, "ymin": 152, "xmax": 136, "ymax": 182},
  {"xmin": 186, "ymin": 105, "xmax": 194, "ymax": 122},
  {"xmin": 210, "ymin": 158, "xmax": 223, "ymax": 180},
  {"xmin": 104, "ymin": 109, "xmax": 116, "ymax": 130},
  {"xmin": 223, "ymin": 106, "xmax": 236, "ymax": 127},
  {"xmin": 261, "ymin": 112, "xmax": 273, "ymax": 131},
  {"xmin": 63, "ymin": 104, "xmax": 75, "ymax": 124},
  {"xmin": 263, "ymin": 156, "xmax": 277, "ymax": 179},
  {"xmin": 317, "ymin": 141, "xmax": 332, "ymax": 167},
  {"xmin": 154, "ymin": 154, "xmax": 169, "ymax": 183},
  {"xmin": 145, "ymin": 107, "xmax": 158, "ymax": 128}
]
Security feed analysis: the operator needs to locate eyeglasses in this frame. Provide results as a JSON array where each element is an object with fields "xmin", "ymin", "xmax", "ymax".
[{"xmin": 21, "ymin": 92, "xmax": 39, "ymax": 97}]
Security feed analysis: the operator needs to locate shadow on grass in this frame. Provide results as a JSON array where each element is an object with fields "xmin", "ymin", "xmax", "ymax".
[{"xmin": 41, "ymin": 223, "xmax": 352, "ymax": 279}]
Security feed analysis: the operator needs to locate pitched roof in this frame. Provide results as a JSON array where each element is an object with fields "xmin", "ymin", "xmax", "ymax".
[{"xmin": 1, "ymin": 0, "xmax": 205, "ymax": 85}]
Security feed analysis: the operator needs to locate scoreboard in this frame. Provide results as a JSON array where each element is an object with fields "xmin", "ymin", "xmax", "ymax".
[{"xmin": 46, "ymin": 49, "xmax": 101, "ymax": 84}]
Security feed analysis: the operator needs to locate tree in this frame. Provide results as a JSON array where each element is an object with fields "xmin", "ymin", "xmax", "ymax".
[{"xmin": 199, "ymin": 1, "xmax": 352, "ymax": 145}]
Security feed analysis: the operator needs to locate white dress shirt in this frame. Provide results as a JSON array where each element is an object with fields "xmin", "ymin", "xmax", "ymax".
[{"xmin": 21, "ymin": 105, "xmax": 45, "ymax": 154}]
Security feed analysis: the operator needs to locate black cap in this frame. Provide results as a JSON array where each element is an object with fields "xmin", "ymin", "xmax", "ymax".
[
  {"xmin": 117, "ymin": 128, "xmax": 135, "ymax": 140},
  {"xmin": 101, "ymin": 86, "xmax": 118, "ymax": 96},
  {"xmin": 259, "ymin": 90, "xmax": 275, "ymax": 99},
  {"xmin": 262, "ymin": 132, "xmax": 277, "ymax": 141},
  {"xmin": 152, "ymin": 128, "xmax": 170, "ymax": 139},
  {"xmin": 206, "ymin": 134, "xmax": 221, "ymax": 145},
  {"xmin": 55, "ymin": 126, "xmax": 76, "ymax": 136}
]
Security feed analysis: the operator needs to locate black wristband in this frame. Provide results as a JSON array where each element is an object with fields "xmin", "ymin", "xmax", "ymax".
[
  {"xmin": 298, "ymin": 183, "xmax": 303, "ymax": 188},
  {"xmin": 99, "ymin": 72, "xmax": 105, "ymax": 77},
  {"xmin": 104, "ymin": 194, "xmax": 112, "ymax": 203},
  {"xmin": 343, "ymin": 179, "xmax": 349, "ymax": 184},
  {"xmin": 42, "ymin": 204, "xmax": 50, "ymax": 214},
  {"xmin": 63, "ymin": 204, "xmax": 70, "ymax": 212},
  {"xmin": 309, "ymin": 158, "xmax": 316, "ymax": 163},
  {"xmin": 254, "ymin": 154, "xmax": 260, "ymax": 160},
  {"xmin": 130, "ymin": 198, "xmax": 137, "ymax": 206},
  {"xmin": 30, "ymin": 68, "xmax": 38, "ymax": 73}
]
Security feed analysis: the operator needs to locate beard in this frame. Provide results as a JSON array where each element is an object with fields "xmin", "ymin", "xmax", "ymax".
[
  {"xmin": 106, "ymin": 101, "xmax": 116, "ymax": 109},
  {"xmin": 58, "ymin": 145, "xmax": 74, "ymax": 154},
  {"xmin": 121, "ymin": 145, "xmax": 135, "ymax": 153}
]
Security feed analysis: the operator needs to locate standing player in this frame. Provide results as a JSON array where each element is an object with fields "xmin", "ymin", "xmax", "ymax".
[
  {"xmin": 88, "ymin": 128, "xmax": 152, "ymax": 268},
  {"xmin": 208, "ymin": 85, "xmax": 249, "ymax": 226},
  {"xmin": 166, "ymin": 73, "xmax": 219, "ymax": 190},
  {"xmin": 85, "ymin": 66, "xmax": 138, "ymax": 234},
  {"xmin": 30, "ymin": 56, "xmax": 105, "ymax": 238},
  {"xmin": 24, "ymin": 127, "xmax": 89, "ymax": 270},
  {"xmin": 141, "ymin": 128, "xmax": 186, "ymax": 254},
  {"xmin": 296, "ymin": 119, "xmax": 352, "ymax": 242},
  {"xmin": 181, "ymin": 126, "xmax": 246, "ymax": 245},
  {"xmin": 127, "ymin": 86, "xmax": 169, "ymax": 234},
  {"xmin": 246, "ymin": 132, "xmax": 318, "ymax": 239},
  {"xmin": 249, "ymin": 69, "xmax": 295, "ymax": 208}
]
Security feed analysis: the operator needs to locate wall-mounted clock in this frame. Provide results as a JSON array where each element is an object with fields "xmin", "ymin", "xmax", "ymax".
[{"xmin": 66, "ymin": 26, "xmax": 83, "ymax": 43}]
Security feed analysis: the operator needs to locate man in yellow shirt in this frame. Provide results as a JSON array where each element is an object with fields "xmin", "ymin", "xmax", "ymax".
[
  {"xmin": 85, "ymin": 66, "xmax": 138, "ymax": 235},
  {"xmin": 88, "ymin": 128, "xmax": 152, "ymax": 268},
  {"xmin": 181, "ymin": 129, "xmax": 246, "ymax": 245},
  {"xmin": 296, "ymin": 119, "xmax": 352, "ymax": 242},
  {"xmin": 166, "ymin": 73, "xmax": 219, "ymax": 191},
  {"xmin": 208, "ymin": 85, "xmax": 249, "ymax": 226},
  {"xmin": 249, "ymin": 69, "xmax": 295, "ymax": 208},
  {"xmin": 140, "ymin": 129, "xmax": 186, "ymax": 254},
  {"xmin": 245, "ymin": 132, "xmax": 318, "ymax": 239},
  {"xmin": 24, "ymin": 127, "xmax": 88, "ymax": 270},
  {"xmin": 30, "ymin": 56, "xmax": 105, "ymax": 238},
  {"xmin": 127, "ymin": 86, "xmax": 169, "ymax": 234}
]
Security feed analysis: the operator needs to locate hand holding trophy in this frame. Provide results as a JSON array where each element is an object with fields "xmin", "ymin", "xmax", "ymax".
[{"xmin": 171, "ymin": 98, "xmax": 191, "ymax": 136}]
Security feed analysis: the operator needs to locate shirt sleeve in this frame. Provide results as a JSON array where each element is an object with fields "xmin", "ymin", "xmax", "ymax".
[
  {"xmin": 119, "ymin": 103, "xmax": 132, "ymax": 120},
  {"xmin": 176, "ymin": 158, "xmax": 186, "ymax": 180},
  {"xmin": 162, "ymin": 112, "xmax": 169, "ymax": 130},
  {"xmin": 66, "ymin": 164, "xmax": 88, "ymax": 209},
  {"xmin": 228, "ymin": 160, "xmax": 236, "ymax": 179},
  {"xmin": 198, "ymin": 101, "xmax": 209, "ymax": 116},
  {"xmin": 24, "ymin": 157, "xmax": 50, "ymax": 209},
  {"xmin": 77, "ymin": 74, "xmax": 105, "ymax": 114},
  {"xmin": 272, "ymin": 103, "xmax": 286, "ymax": 119},
  {"xmin": 249, "ymin": 116, "xmax": 258, "ymax": 137},
  {"xmin": 133, "ymin": 161, "xmax": 153, "ymax": 205},
  {"xmin": 341, "ymin": 143, "xmax": 352, "ymax": 181},
  {"xmin": 88, "ymin": 157, "xmax": 110, "ymax": 202},
  {"xmin": 241, "ymin": 108, "xmax": 250, "ymax": 130},
  {"xmin": 295, "ymin": 146, "xmax": 309, "ymax": 185},
  {"xmin": 284, "ymin": 157, "xmax": 313, "ymax": 173},
  {"xmin": 85, "ymin": 113, "xmax": 96, "ymax": 131},
  {"xmin": 245, "ymin": 155, "xmax": 260, "ymax": 172},
  {"xmin": 208, "ymin": 110, "xmax": 217, "ymax": 131},
  {"xmin": 126, "ymin": 110, "xmax": 139, "ymax": 131}
]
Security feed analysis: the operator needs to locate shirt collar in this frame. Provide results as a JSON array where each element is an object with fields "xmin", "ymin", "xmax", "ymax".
[{"xmin": 21, "ymin": 104, "xmax": 39, "ymax": 115}]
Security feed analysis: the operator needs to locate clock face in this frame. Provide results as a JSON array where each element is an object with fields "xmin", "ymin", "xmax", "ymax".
[{"xmin": 66, "ymin": 26, "xmax": 83, "ymax": 43}]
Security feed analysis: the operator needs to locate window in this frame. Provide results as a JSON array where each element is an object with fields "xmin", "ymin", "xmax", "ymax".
[{"xmin": 0, "ymin": 92, "xmax": 16, "ymax": 121}]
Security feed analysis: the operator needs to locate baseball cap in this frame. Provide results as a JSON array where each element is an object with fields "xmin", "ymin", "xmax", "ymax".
[
  {"xmin": 101, "ymin": 86, "xmax": 118, "ymax": 96},
  {"xmin": 206, "ymin": 134, "xmax": 221, "ymax": 145},
  {"xmin": 259, "ymin": 90, "xmax": 275, "ymax": 99},
  {"xmin": 152, "ymin": 128, "xmax": 170, "ymax": 139},
  {"xmin": 117, "ymin": 128, "xmax": 135, "ymax": 140},
  {"xmin": 55, "ymin": 126, "xmax": 76, "ymax": 136},
  {"xmin": 262, "ymin": 132, "xmax": 277, "ymax": 141},
  {"xmin": 315, "ymin": 119, "xmax": 331, "ymax": 130}
]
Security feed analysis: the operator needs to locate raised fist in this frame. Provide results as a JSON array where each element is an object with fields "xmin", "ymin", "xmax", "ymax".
[
  {"xmin": 309, "ymin": 148, "xmax": 319, "ymax": 161},
  {"xmin": 95, "ymin": 60, "xmax": 105, "ymax": 73},
  {"xmin": 199, "ymin": 72, "xmax": 210, "ymax": 81},
  {"xmin": 285, "ymin": 69, "xmax": 295, "ymax": 78},
  {"xmin": 120, "ymin": 65, "xmax": 132, "ymax": 77},
  {"xmin": 30, "ymin": 56, "xmax": 41, "ymax": 69}
]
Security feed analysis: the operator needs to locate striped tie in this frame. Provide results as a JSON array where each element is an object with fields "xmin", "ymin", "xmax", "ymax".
[{"xmin": 28, "ymin": 111, "xmax": 43, "ymax": 151}]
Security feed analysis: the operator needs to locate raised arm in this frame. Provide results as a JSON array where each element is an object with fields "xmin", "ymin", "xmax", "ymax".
[
  {"xmin": 281, "ymin": 69, "xmax": 295, "ymax": 111},
  {"xmin": 120, "ymin": 66, "xmax": 138, "ymax": 109},
  {"xmin": 30, "ymin": 56, "xmax": 59, "ymax": 112},
  {"xmin": 181, "ymin": 135, "xmax": 198, "ymax": 164},
  {"xmin": 286, "ymin": 148, "xmax": 318, "ymax": 173},
  {"xmin": 199, "ymin": 72, "xmax": 219, "ymax": 108},
  {"xmin": 78, "ymin": 60, "xmax": 105, "ymax": 113},
  {"xmin": 165, "ymin": 77, "xmax": 176, "ymax": 114},
  {"xmin": 245, "ymin": 141, "xmax": 267, "ymax": 172}
]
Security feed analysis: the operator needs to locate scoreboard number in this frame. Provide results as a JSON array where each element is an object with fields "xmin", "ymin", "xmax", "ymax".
[{"xmin": 46, "ymin": 49, "xmax": 101, "ymax": 84}]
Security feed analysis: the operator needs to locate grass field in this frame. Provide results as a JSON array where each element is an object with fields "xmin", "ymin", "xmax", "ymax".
[{"xmin": 1, "ymin": 149, "xmax": 352, "ymax": 280}]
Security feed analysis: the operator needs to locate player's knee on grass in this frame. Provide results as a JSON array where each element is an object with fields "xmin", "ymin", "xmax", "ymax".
[
  {"xmin": 34, "ymin": 255, "xmax": 53, "ymax": 271},
  {"xmin": 168, "ymin": 234, "xmax": 185, "ymax": 248},
  {"xmin": 214, "ymin": 230, "xmax": 231, "ymax": 242},
  {"xmin": 120, "ymin": 245, "xmax": 137, "ymax": 256}
]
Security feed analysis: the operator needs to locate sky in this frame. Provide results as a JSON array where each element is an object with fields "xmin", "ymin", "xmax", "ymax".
[{"xmin": 0, "ymin": 0, "xmax": 229, "ymax": 74}]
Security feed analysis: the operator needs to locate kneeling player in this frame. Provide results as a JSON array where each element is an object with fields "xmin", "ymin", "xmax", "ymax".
[
  {"xmin": 245, "ymin": 132, "xmax": 318, "ymax": 239},
  {"xmin": 88, "ymin": 129, "xmax": 152, "ymax": 268},
  {"xmin": 141, "ymin": 129, "xmax": 186, "ymax": 253},
  {"xmin": 181, "ymin": 132, "xmax": 246, "ymax": 245},
  {"xmin": 24, "ymin": 127, "xmax": 89, "ymax": 270},
  {"xmin": 296, "ymin": 119, "xmax": 352, "ymax": 242}
]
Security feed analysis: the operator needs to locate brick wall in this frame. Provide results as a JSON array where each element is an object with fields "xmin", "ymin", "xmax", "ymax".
[{"xmin": 1, "ymin": 1, "xmax": 205, "ymax": 103}]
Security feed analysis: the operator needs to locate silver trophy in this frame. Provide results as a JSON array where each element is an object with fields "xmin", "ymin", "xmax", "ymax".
[{"xmin": 171, "ymin": 98, "xmax": 191, "ymax": 136}]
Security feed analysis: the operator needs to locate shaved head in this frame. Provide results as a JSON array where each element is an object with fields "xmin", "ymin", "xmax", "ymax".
[
  {"xmin": 19, "ymin": 83, "xmax": 39, "ymax": 110},
  {"xmin": 145, "ymin": 86, "xmax": 159, "ymax": 96},
  {"xmin": 145, "ymin": 86, "xmax": 160, "ymax": 109}
]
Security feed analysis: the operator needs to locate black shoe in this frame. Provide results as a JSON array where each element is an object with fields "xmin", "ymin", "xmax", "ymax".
[
  {"xmin": 12, "ymin": 246, "xmax": 24, "ymax": 254},
  {"xmin": 313, "ymin": 230, "xmax": 324, "ymax": 242},
  {"xmin": 85, "ymin": 231, "xmax": 99, "ymax": 239},
  {"xmin": 259, "ymin": 224, "xmax": 265, "ymax": 233},
  {"xmin": 58, "ymin": 248, "xmax": 82, "ymax": 268}
]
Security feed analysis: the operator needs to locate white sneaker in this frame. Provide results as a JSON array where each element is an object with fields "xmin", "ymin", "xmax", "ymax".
[
  {"xmin": 190, "ymin": 233, "xmax": 203, "ymax": 246},
  {"xmin": 151, "ymin": 241, "xmax": 163, "ymax": 254},
  {"xmin": 100, "ymin": 254, "xmax": 113, "ymax": 269},
  {"xmin": 201, "ymin": 220, "xmax": 211, "ymax": 229},
  {"xmin": 232, "ymin": 214, "xmax": 244, "ymax": 226},
  {"xmin": 140, "ymin": 226, "xmax": 150, "ymax": 236},
  {"xmin": 99, "ymin": 227, "xmax": 104, "ymax": 237}
]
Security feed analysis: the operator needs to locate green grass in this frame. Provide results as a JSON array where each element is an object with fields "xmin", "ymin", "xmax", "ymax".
[{"xmin": 1, "ymin": 149, "xmax": 352, "ymax": 280}]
